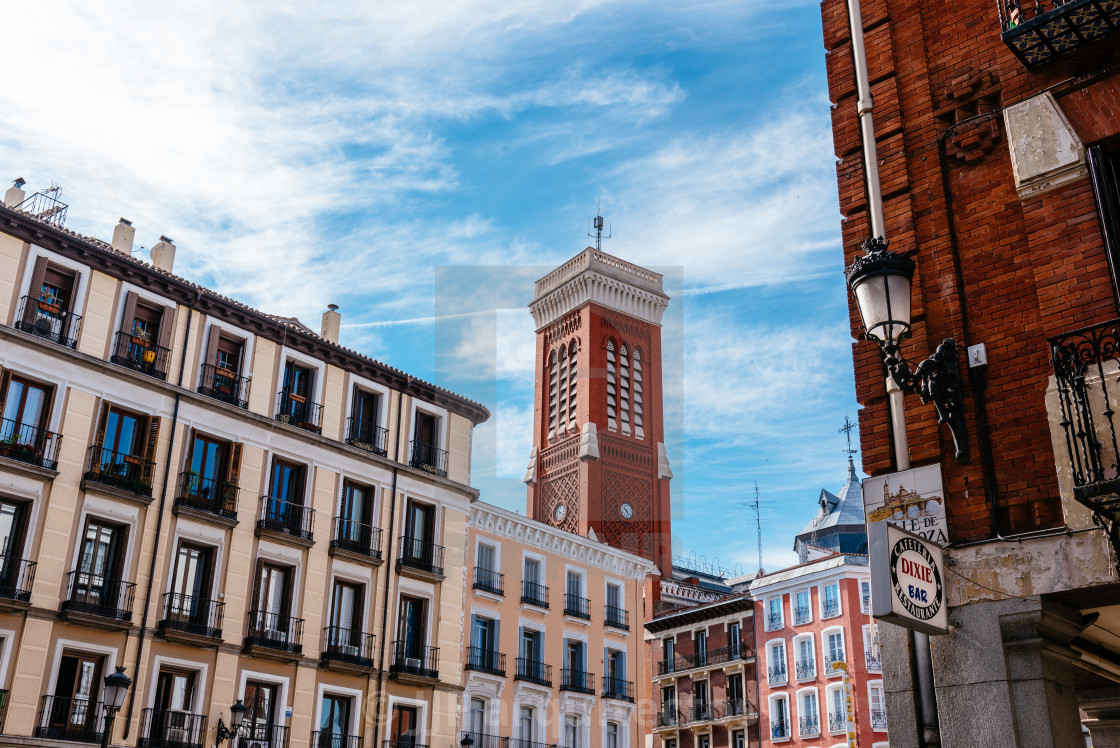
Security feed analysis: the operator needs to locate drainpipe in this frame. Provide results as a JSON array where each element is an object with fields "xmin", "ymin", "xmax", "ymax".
[
  {"xmin": 372, "ymin": 378, "xmax": 409, "ymax": 748},
  {"xmin": 845, "ymin": 0, "xmax": 941, "ymax": 744},
  {"xmin": 123, "ymin": 289, "xmax": 202, "ymax": 738}
]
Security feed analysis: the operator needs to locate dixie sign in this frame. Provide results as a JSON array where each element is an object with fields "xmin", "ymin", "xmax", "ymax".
[{"xmin": 869, "ymin": 521, "xmax": 948, "ymax": 635}]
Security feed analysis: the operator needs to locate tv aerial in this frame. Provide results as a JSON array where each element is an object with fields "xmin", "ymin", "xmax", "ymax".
[{"xmin": 587, "ymin": 201, "xmax": 611, "ymax": 251}]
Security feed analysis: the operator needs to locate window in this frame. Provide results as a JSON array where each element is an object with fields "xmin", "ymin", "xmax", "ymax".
[
  {"xmin": 822, "ymin": 583, "xmax": 841, "ymax": 618},
  {"xmin": 565, "ymin": 638, "xmax": 586, "ymax": 677},
  {"xmin": 548, "ymin": 350, "xmax": 558, "ymax": 441},
  {"xmin": 71, "ymin": 518, "xmax": 128, "ymax": 614},
  {"xmin": 565, "ymin": 569, "xmax": 588, "ymax": 618},
  {"xmin": 320, "ymin": 694, "xmax": 353, "ymax": 744},
  {"xmin": 45, "ymin": 651, "xmax": 104, "ymax": 737},
  {"xmin": 199, "ymin": 328, "xmax": 247, "ymax": 407},
  {"xmin": 825, "ymin": 630, "xmax": 845, "ymax": 672},
  {"xmin": 19, "ymin": 258, "xmax": 79, "ymax": 346},
  {"xmin": 265, "ymin": 458, "xmax": 309, "ymax": 535},
  {"xmin": 390, "ymin": 705, "xmax": 419, "ymax": 747},
  {"xmin": 1, "ymin": 374, "xmax": 50, "ymax": 435},
  {"xmin": 167, "ymin": 542, "xmax": 215, "ymax": 627},
  {"xmin": 727, "ymin": 674, "xmax": 744, "ymax": 715},
  {"xmin": 112, "ymin": 292, "xmax": 173, "ymax": 378},
  {"xmin": 606, "ymin": 582, "xmax": 623, "ymax": 624},
  {"xmin": 799, "ymin": 690, "xmax": 819, "ymax": 735},
  {"xmin": 606, "ymin": 722, "xmax": 618, "ymax": 748},
  {"xmin": 698, "ymin": 736, "xmax": 710, "ymax": 748},
  {"xmin": 869, "ymin": 684, "xmax": 887, "ymax": 730},
  {"xmin": 566, "ymin": 341, "xmax": 578, "ymax": 433},
  {"xmin": 564, "ymin": 715, "xmax": 580, "ymax": 748},
  {"xmin": 795, "ymin": 635, "xmax": 815, "ymax": 680},
  {"xmin": 250, "ymin": 561, "xmax": 294, "ymax": 643},
  {"xmin": 694, "ymin": 679, "xmax": 710, "ymax": 720},
  {"xmin": 732, "ymin": 731, "xmax": 745, "ymax": 748},
  {"xmin": 619, "ymin": 345, "xmax": 631, "ymax": 435},
  {"xmin": 89, "ymin": 403, "xmax": 159, "ymax": 494},
  {"xmin": 243, "ymin": 681, "xmax": 279, "ymax": 743},
  {"xmin": 153, "ymin": 667, "xmax": 197, "ymax": 713},
  {"xmin": 557, "ymin": 347, "xmax": 568, "ymax": 439},
  {"xmin": 860, "ymin": 580, "xmax": 871, "ymax": 613},
  {"xmin": 768, "ymin": 641, "xmax": 787, "ymax": 684},
  {"xmin": 181, "ymin": 432, "xmax": 238, "ymax": 516},
  {"xmin": 397, "ymin": 595, "xmax": 428, "ymax": 658},
  {"xmin": 661, "ymin": 684, "xmax": 677, "ymax": 719},
  {"xmin": 632, "ymin": 348, "xmax": 643, "ymax": 438},
  {"xmin": 864, "ymin": 625, "xmax": 881, "ymax": 670},
  {"xmin": 522, "ymin": 556, "xmax": 546, "ymax": 607},
  {"xmin": 476, "ymin": 542, "xmax": 501, "ymax": 594},
  {"xmin": 520, "ymin": 627, "xmax": 545, "ymax": 681},
  {"xmin": 519, "ymin": 706, "xmax": 534, "ymax": 743},
  {"xmin": 150, "ymin": 667, "xmax": 202, "ymax": 746},
  {"xmin": 411, "ymin": 410, "xmax": 443, "ymax": 472},
  {"xmin": 606, "ymin": 341, "xmax": 618, "ymax": 431},
  {"xmin": 469, "ymin": 697, "xmax": 486, "ymax": 738},
  {"xmin": 0, "ymin": 498, "xmax": 31, "ymax": 597},
  {"xmin": 766, "ymin": 597, "xmax": 783, "ymax": 630},
  {"xmin": 605, "ymin": 649, "xmax": 626, "ymax": 697},
  {"xmin": 347, "ymin": 387, "xmax": 385, "ymax": 454},
  {"xmin": 470, "ymin": 615, "xmax": 499, "ymax": 672},
  {"xmin": 729, "ymin": 622, "xmax": 742, "ymax": 657},
  {"xmin": 828, "ymin": 686, "xmax": 846, "ymax": 733},
  {"xmin": 664, "ymin": 637, "xmax": 675, "ymax": 672},
  {"xmin": 336, "ymin": 480, "xmax": 375, "ymax": 553},
  {"xmin": 328, "ymin": 579, "xmax": 364, "ymax": 652},
  {"xmin": 278, "ymin": 360, "xmax": 320, "ymax": 431},
  {"xmin": 794, "ymin": 589, "xmax": 811, "ymax": 624},
  {"xmin": 696, "ymin": 630, "xmax": 708, "ymax": 665},
  {"xmin": 770, "ymin": 694, "xmax": 790, "ymax": 739},
  {"xmin": 402, "ymin": 501, "xmax": 437, "ymax": 569}
]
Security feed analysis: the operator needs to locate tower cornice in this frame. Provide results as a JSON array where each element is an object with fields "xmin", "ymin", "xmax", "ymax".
[{"xmin": 530, "ymin": 248, "xmax": 669, "ymax": 330}]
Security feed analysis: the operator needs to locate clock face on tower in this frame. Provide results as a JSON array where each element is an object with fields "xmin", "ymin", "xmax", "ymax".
[
  {"xmin": 620, "ymin": 503, "xmax": 634, "ymax": 519},
  {"xmin": 554, "ymin": 503, "xmax": 567, "ymax": 521}
]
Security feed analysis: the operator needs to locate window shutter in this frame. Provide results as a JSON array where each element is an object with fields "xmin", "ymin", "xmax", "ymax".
[
  {"xmin": 157, "ymin": 304, "xmax": 175, "ymax": 351},
  {"xmin": 205, "ymin": 326, "xmax": 221, "ymax": 367},
  {"xmin": 92, "ymin": 401, "xmax": 112, "ymax": 454},
  {"xmin": 226, "ymin": 442, "xmax": 243, "ymax": 486},
  {"xmin": 121, "ymin": 292, "xmax": 139, "ymax": 334},
  {"xmin": 0, "ymin": 368, "xmax": 9, "ymax": 408},
  {"xmin": 142, "ymin": 416, "xmax": 161, "ymax": 488},
  {"xmin": 21, "ymin": 256, "xmax": 48, "ymax": 328}
]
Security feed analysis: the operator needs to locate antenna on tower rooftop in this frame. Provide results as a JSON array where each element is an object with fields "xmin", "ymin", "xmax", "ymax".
[{"xmin": 587, "ymin": 200, "xmax": 611, "ymax": 251}]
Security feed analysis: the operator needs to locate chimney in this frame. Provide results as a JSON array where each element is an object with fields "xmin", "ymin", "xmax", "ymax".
[
  {"xmin": 111, "ymin": 218, "xmax": 135, "ymax": 255},
  {"xmin": 149, "ymin": 235, "xmax": 176, "ymax": 273},
  {"xmin": 3, "ymin": 178, "xmax": 26, "ymax": 208},
  {"xmin": 321, "ymin": 304, "xmax": 341, "ymax": 344}
]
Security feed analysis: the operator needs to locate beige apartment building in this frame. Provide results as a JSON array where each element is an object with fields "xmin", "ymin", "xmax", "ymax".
[
  {"xmin": 461, "ymin": 503, "xmax": 655, "ymax": 748},
  {"xmin": 0, "ymin": 182, "xmax": 489, "ymax": 748}
]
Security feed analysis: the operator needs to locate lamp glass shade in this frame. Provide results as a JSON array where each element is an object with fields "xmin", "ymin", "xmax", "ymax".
[
  {"xmin": 852, "ymin": 269, "xmax": 912, "ymax": 346},
  {"xmin": 103, "ymin": 667, "xmax": 131, "ymax": 711},
  {"xmin": 230, "ymin": 700, "xmax": 247, "ymax": 728}
]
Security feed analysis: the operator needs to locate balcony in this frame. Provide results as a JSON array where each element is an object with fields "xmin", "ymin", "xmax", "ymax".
[
  {"xmin": 275, "ymin": 388, "xmax": 322, "ymax": 433},
  {"xmin": 84, "ymin": 446, "xmax": 154, "ymax": 498},
  {"xmin": 60, "ymin": 571, "xmax": 135, "ymax": 625},
  {"xmin": 0, "ymin": 418, "xmax": 62, "ymax": 471},
  {"xmin": 330, "ymin": 518, "xmax": 383, "ymax": 561},
  {"xmin": 158, "ymin": 592, "xmax": 224, "ymax": 642},
  {"xmin": 15, "ymin": 295, "xmax": 81, "ymax": 348},
  {"xmin": 866, "ymin": 651, "xmax": 882, "ymax": 670},
  {"xmin": 657, "ymin": 643, "xmax": 753, "ymax": 675},
  {"xmin": 459, "ymin": 733, "xmax": 506, "ymax": 748},
  {"xmin": 871, "ymin": 708, "xmax": 888, "ymax": 730},
  {"xmin": 244, "ymin": 609, "xmax": 304, "ymax": 658},
  {"xmin": 16, "ymin": 189, "xmax": 69, "ymax": 227},
  {"xmin": 520, "ymin": 581, "xmax": 549, "ymax": 609},
  {"xmin": 346, "ymin": 417, "xmax": 388, "ymax": 457},
  {"xmin": 175, "ymin": 471, "xmax": 238, "ymax": 522},
  {"xmin": 828, "ymin": 713, "xmax": 847, "ymax": 733},
  {"xmin": 110, "ymin": 330, "xmax": 170, "ymax": 381},
  {"xmin": 1050, "ymin": 320, "xmax": 1120, "ymax": 521},
  {"xmin": 321, "ymin": 626, "xmax": 376, "ymax": 672},
  {"xmin": 771, "ymin": 721, "xmax": 790, "ymax": 740},
  {"xmin": 655, "ymin": 709, "xmax": 683, "ymax": 729},
  {"xmin": 314, "ymin": 733, "xmax": 362, "ymax": 748},
  {"xmin": 410, "ymin": 439, "xmax": 448, "ymax": 478},
  {"xmin": 387, "ymin": 742, "xmax": 428, "ymax": 748},
  {"xmin": 473, "ymin": 567, "xmax": 504, "ymax": 596},
  {"xmin": 35, "ymin": 694, "xmax": 103, "ymax": 743},
  {"xmin": 689, "ymin": 703, "xmax": 719, "ymax": 723},
  {"xmin": 822, "ymin": 600, "xmax": 840, "ymax": 618},
  {"xmin": 605, "ymin": 605, "xmax": 629, "ymax": 630},
  {"xmin": 197, "ymin": 363, "xmax": 250, "ymax": 409},
  {"xmin": 824, "ymin": 656, "xmax": 845, "ymax": 675},
  {"xmin": 390, "ymin": 641, "xmax": 440, "ymax": 681},
  {"xmin": 998, "ymin": 0, "xmax": 1120, "ymax": 68},
  {"xmin": 799, "ymin": 716, "xmax": 820, "ymax": 737},
  {"xmin": 138, "ymin": 708, "xmax": 207, "ymax": 748},
  {"xmin": 560, "ymin": 669, "xmax": 595, "ymax": 695},
  {"xmin": 564, "ymin": 593, "xmax": 590, "ymax": 620},
  {"xmin": 793, "ymin": 606, "xmax": 810, "ymax": 625},
  {"xmin": 0, "ymin": 557, "xmax": 35, "ymax": 606},
  {"xmin": 514, "ymin": 658, "xmax": 552, "ymax": 687},
  {"xmin": 765, "ymin": 612, "xmax": 782, "ymax": 631},
  {"xmin": 795, "ymin": 660, "xmax": 816, "ymax": 680},
  {"xmin": 257, "ymin": 497, "xmax": 315, "ymax": 544},
  {"xmin": 768, "ymin": 666, "xmax": 787, "ymax": 686},
  {"xmin": 397, "ymin": 536, "xmax": 445, "ymax": 578},
  {"xmin": 602, "ymin": 676, "xmax": 634, "ymax": 702},
  {"xmin": 243, "ymin": 724, "xmax": 288, "ymax": 748},
  {"xmin": 466, "ymin": 646, "xmax": 506, "ymax": 676},
  {"xmin": 722, "ymin": 698, "xmax": 755, "ymax": 720}
]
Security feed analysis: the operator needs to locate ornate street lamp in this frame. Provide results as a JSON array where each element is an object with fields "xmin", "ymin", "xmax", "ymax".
[
  {"xmin": 846, "ymin": 237, "xmax": 970, "ymax": 462},
  {"xmin": 216, "ymin": 700, "xmax": 248, "ymax": 746},
  {"xmin": 101, "ymin": 666, "xmax": 131, "ymax": 748},
  {"xmin": 461, "ymin": 734, "xmax": 476, "ymax": 748}
]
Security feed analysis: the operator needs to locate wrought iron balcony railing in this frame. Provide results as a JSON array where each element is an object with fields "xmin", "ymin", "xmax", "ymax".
[
  {"xmin": 346, "ymin": 417, "xmax": 388, "ymax": 457},
  {"xmin": 656, "ymin": 709, "xmax": 683, "ymax": 728},
  {"xmin": 514, "ymin": 658, "xmax": 552, "ymax": 687},
  {"xmin": 110, "ymin": 330, "xmax": 170, "ymax": 380},
  {"xmin": 243, "ymin": 724, "xmax": 288, "ymax": 748},
  {"xmin": 158, "ymin": 592, "xmax": 224, "ymax": 639},
  {"xmin": 322, "ymin": 626, "xmax": 375, "ymax": 668},
  {"xmin": 16, "ymin": 190, "xmax": 69, "ymax": 227},
  {"xmin": 410, "ymin": 439, "xmax": 448, "ymax": 477},
  {"xmin": 258, "ymin": 496, "xmax": 315, "ymax": 541},
  {"xmin": 1051, "ymin": 320, "xmax": 1120, "ymax": 519},
  {"xmin": 520, "ymin": 581, "xmax": 549, "ymax": 608},
  {"xmin": 61, "ymin": 570, "xmax": 135, "ymax": 621},
  {"xmin": 822, "ymin": 600, "xmax": 841, "ymax": 618},
  {"xmin": 564, "ymin": 593, "xmax": 590, "ymax": 619},
  {"xmin": 197, "ymin": 363, "xmax": 250, "ymax": 409},
  {"xmin": 829, "ymin": 712, "xmax": 847, "ymax": 733},
  {"xmin": 657, "ymin": 643, "xmax": 752, "ymax": 674},
  {"xmin": 85, "ymin": 445, "xmax": 155, "ymax": 496},
  {"xmin": 244, "ymin": 609, "xmax": 304, "ymax": 653},
  {"xmin": 793, "ymin": 605, "xmax": 811, "ymax": 624},
  {"xmin": 275, "ymin": 389, "xmax": 322, "ymax": 433},
  {"xmin": 314, "ymin": 732, "xmax": 362, "ymax": 748},
  {"xmin": 560, "ymin": 669, "xmax": 595, "ymax": 694},
  {"xmin": 602, "ymin": 676, "xmax": 634, "ymax": 702},
  {"xmin": 0, "ymin": 689, "xmax": 7, "ymax": 733},
  {"xmin": 386, "ymin": 741, "xmax": 428, "ymax": 748},
  {"xmin": 795, "ymin": 660, "xmax": 816, "ymax": 680},
  {"xmin": 0, "ymin": 557, "xmax": 35, "ymax": 602},
  {"xmin": 768, "ymin": 666, "xmax": 787, "ymax": 685},
  {"xmin": 397, "ymin": 536, "xmax": 444, "ymax": 576},
  {"xmin": 998, "ymin": 0, "xmax": 1120, "ymax": 69},
  {"xmin": 605, "ymin": 605, "xmax": 629, "ymax": 630},
  {"xmin": 458, "ymin": 733, "xmax": 506, "ymax": 748},
  {"xmin": 771, "ymin": 721, "xmax": 790, "ymax": 740},
  {"xmin": 331, "ymin": 517, "xmax": 383, "ymax": 559},
  {"xmin": 474, "ymin": 567, "xmax": 504, "ymax": 595},
  {"xmin": 866, "ymin": 651, "xmax": 882, "ymax": 670},
  {"xmin": 871, "ymin": 708, "xmax": 888, "ymax": 729},
  {"xmin": 689, "ymin": 703, "xmax": 718, "ymax": 723},
  {"xmin": 766, "ymin": 611, "xmax": 782, "ymax": 630},
  {"xmin": 35, "ymin": 694, "xmax": 103, "ymax": 743},
  {"xmin": 0, "ymin": 418, "xmax": 62, "ymax": 470},
  {"xmin": 176, "ymin": 471, "xmax": 238, "ymax": 519},
  {"xmin": 799, "ymin": 716, "xmax": 820, "ymax": 736},
  {"xmin": 138, "ymin": 708, "xmax": 207, "ymax": 748},
  {"xmin": 15, "ymin": 295, "xmax": 81, "ymax": 348},
  {"xmin": 390, "ymin": 641, "xmax": 439, "ymax": 679},
  {"xmin": 466, "ymin": 646, "xmax": 506, "ymax": 676},
  {"xmin": 723, "ymin": 698, "xmax": 754, "ymax": 718},
  {"xmin": 824, "ymin": 655, "xmax": 845, "ymax": 674}
]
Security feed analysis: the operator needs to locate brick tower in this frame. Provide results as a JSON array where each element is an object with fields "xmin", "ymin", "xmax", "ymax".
[{"xmin": 524, "ymin": 247, "xmax": 673, "ymax": 576}]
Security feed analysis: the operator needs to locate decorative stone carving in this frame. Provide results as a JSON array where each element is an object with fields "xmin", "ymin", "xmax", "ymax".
[
  {"xmin": 1003, "ymin": 92, "xmax": 1087, "ymax": 198},
  {"xmin": 658, "ymin": 442, "xmax": 673, "ymax": 480},
  {"xmin": 579, "ymin": 422, "xmax": 600, "ymax": 461},
  {"xmin": 523, "ymin": 447, "xmax": 538, "ymax": 484}
]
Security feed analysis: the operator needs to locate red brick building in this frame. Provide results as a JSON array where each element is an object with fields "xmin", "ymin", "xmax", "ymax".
[{"xmin": 819, "ymin": 0, "xmax": 1120, "ymax": 740}]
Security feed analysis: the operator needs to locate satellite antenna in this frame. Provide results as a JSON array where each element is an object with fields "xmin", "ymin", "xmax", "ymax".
[
  {"xmin": 587, "ymin": 201, "xmax": 612, "ymax": 251},
  {"xmin": 737, "ymin": 485, "xmax": 764, "ymax": 576}
]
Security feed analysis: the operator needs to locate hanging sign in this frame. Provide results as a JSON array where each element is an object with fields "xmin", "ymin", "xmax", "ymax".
[
  {"xmin": 863, "ymin": 464, "xmax": 949, "ymax": 543},
  {"xmin": 869, "ymin": 521, "xmax": 948, "ymax": 635}
]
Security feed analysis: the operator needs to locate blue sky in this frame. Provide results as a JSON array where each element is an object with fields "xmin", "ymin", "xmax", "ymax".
[{"xmin": 0, "ymin": 0, "xmax": 860, "ymax": 573}]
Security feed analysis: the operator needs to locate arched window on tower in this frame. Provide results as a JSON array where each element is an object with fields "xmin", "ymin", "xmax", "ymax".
[
  {"xmin": 606, "ymin": 340, "xmax": 618, "ymax": 432},
  {"xmin": 633, "ymin": 348, "xmax": 644, "ymax": 440},
  {"xmin": 567, "ymin": 340, "xmax": 579, "ymax": 433},
  {"xmin": 557, "ymin": 346, "xmax": 569, "ymax": 437},
  {"xmin": 548, "ymin": 350, "xmax": 558, "ymax": 441},
  {"xmin": 620, "ymin": 344, "xmax": 631, "ymax": 435}
]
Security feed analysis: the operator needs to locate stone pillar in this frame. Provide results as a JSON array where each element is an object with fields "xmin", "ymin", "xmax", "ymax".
[
  {"xmin": 1081, "ymin": 687, "xmax": 1120, "ymax": 747},
  {"xmin": 880, "ymin": 620, "xmax": 923, "ymax": 748}
]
